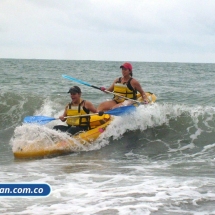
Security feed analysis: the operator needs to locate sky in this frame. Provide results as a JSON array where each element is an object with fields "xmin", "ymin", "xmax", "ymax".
[{"xmin": 0, "ymin": 0, "xmax": 215, "ymax": 63}]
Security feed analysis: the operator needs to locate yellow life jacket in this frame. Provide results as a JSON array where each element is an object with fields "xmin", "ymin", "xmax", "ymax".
[
  {"xmin": 113, "ymin": 77, "xmax": 137, "ymax": 103},
  {"xmin": 66, "ymin": 100, "xmax": 90, "ymax": 127}
]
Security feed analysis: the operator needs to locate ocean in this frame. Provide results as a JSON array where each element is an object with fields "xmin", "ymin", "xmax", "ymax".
[{"xmin": 0, "ymin": 58, "xmax": 215, "ymax": 215}]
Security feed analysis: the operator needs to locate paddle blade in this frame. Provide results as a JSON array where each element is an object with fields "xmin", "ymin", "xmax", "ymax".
[
  {"xmin": 23, "ymin": 116, "xmax": 56, "ymax": 125},
  {"xmin": 62, "ymin": 74, "xmax": 92, "ymax": 87},
  {"xmin": 105, "ymin": 105, "xmax": 136, "ymax": 116}
]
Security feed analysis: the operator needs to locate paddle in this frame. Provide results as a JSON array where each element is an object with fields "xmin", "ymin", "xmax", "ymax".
[
  {"xmin": 62, "ymin": 74, "xmax": 141, "ymax": 104},
  {"xmin": 23, "ymin": 105, "xmax": 136, "ymax": 125}
]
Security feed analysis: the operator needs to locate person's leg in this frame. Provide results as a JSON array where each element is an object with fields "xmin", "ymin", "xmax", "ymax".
[
  {"xmin": 66, "ymin": 126, "xmax": 88, "ymax": 135},
  {"xmin": 53, "ymin": 125, "xmax": 70, "ymax": 132},
  {"xmin": 112, "ymin": 100, "xmax": 133, "ymax": 109},
  {"xmin": 97, "ymin": 100, "xmax": 118, "ymax": 111}
]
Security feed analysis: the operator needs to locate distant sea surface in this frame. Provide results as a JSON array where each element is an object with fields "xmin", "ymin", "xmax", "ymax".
[{"xmin": 0, "ymin": 58, "xmax": 215, "ymax": 214}]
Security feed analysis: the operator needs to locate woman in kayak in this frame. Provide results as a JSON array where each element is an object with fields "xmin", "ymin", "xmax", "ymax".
[
  {"xmin": 53, "ymin": 86, "xmax": 98, "ymax": 135},
  {"xmin": 97, "ymin": 62, "xmax": 149, "ymax": 111}
]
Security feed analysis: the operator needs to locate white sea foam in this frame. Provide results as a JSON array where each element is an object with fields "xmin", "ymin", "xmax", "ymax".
[{"xmin": 2, "ymin": 162, "xmax": 215, "ymax": 215}]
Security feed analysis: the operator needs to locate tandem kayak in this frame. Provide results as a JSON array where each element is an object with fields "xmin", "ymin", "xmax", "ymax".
[{"xmin": 13, "ymin": 92, "xmax": 157, "ymax": 159}]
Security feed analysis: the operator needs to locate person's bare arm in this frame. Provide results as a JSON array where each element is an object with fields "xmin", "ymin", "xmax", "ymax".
[
  {"xmin": 59, "ymin": 105, "xmax": 68, "ymax": 121},
  {"xmin": 85, "ymin": 101, "xmax": 97, "ymax": 113},
  {"xmin": 131, "ymin": 79, "xmax": 148, "ymax": 102}
]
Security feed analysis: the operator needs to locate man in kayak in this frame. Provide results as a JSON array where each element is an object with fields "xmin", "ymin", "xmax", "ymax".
[
  {"xmin": 97, "ymin": 62, "xmax": 149, "ymax": 111},
  {"xmin": 53, "ymin": 86, "xmax": 99, "ymax": 135}
]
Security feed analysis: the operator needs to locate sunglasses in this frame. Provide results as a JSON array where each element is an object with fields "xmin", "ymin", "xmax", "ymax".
[{"xmin": 70, "ymin": 92, "xmax": 78, "ymax": 95}]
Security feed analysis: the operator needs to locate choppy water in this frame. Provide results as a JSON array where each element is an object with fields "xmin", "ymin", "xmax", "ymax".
[{"xmin": 0, "ymin": 58, "xmax": 215, "ymax": 214}]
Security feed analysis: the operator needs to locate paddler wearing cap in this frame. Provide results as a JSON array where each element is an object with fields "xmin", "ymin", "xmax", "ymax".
[
  {"xmin": 97, "ymin": 62, "xmax": 149, "ymax": 111},
  {"xmin": 53, "ymin": 86, "xmax": 98, "ymax": 135}
]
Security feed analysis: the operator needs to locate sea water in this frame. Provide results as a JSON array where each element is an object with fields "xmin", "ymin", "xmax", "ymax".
[{"xmin": 0, "ymin": 59, "xmax": 215, "ymax": 214}]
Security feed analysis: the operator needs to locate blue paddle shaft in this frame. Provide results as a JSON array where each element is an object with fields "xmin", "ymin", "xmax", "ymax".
[
  {"xmin": 62, "ymin": 74, "xmax": 141, "ymax": 103},
  {"xmin": 62, "ymin": 75, "xmax": 101, "ymax": 90}
]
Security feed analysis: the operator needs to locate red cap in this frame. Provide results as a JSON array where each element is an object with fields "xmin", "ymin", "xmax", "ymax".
[{"xmin": 120, "ymin": 62, "xmax": 132, "ymax": 71}]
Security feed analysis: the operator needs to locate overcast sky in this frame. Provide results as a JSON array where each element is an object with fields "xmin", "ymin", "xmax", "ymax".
[{"xmin": 0, "ymin": 0, "xmax": 215, "ymax": 63}]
